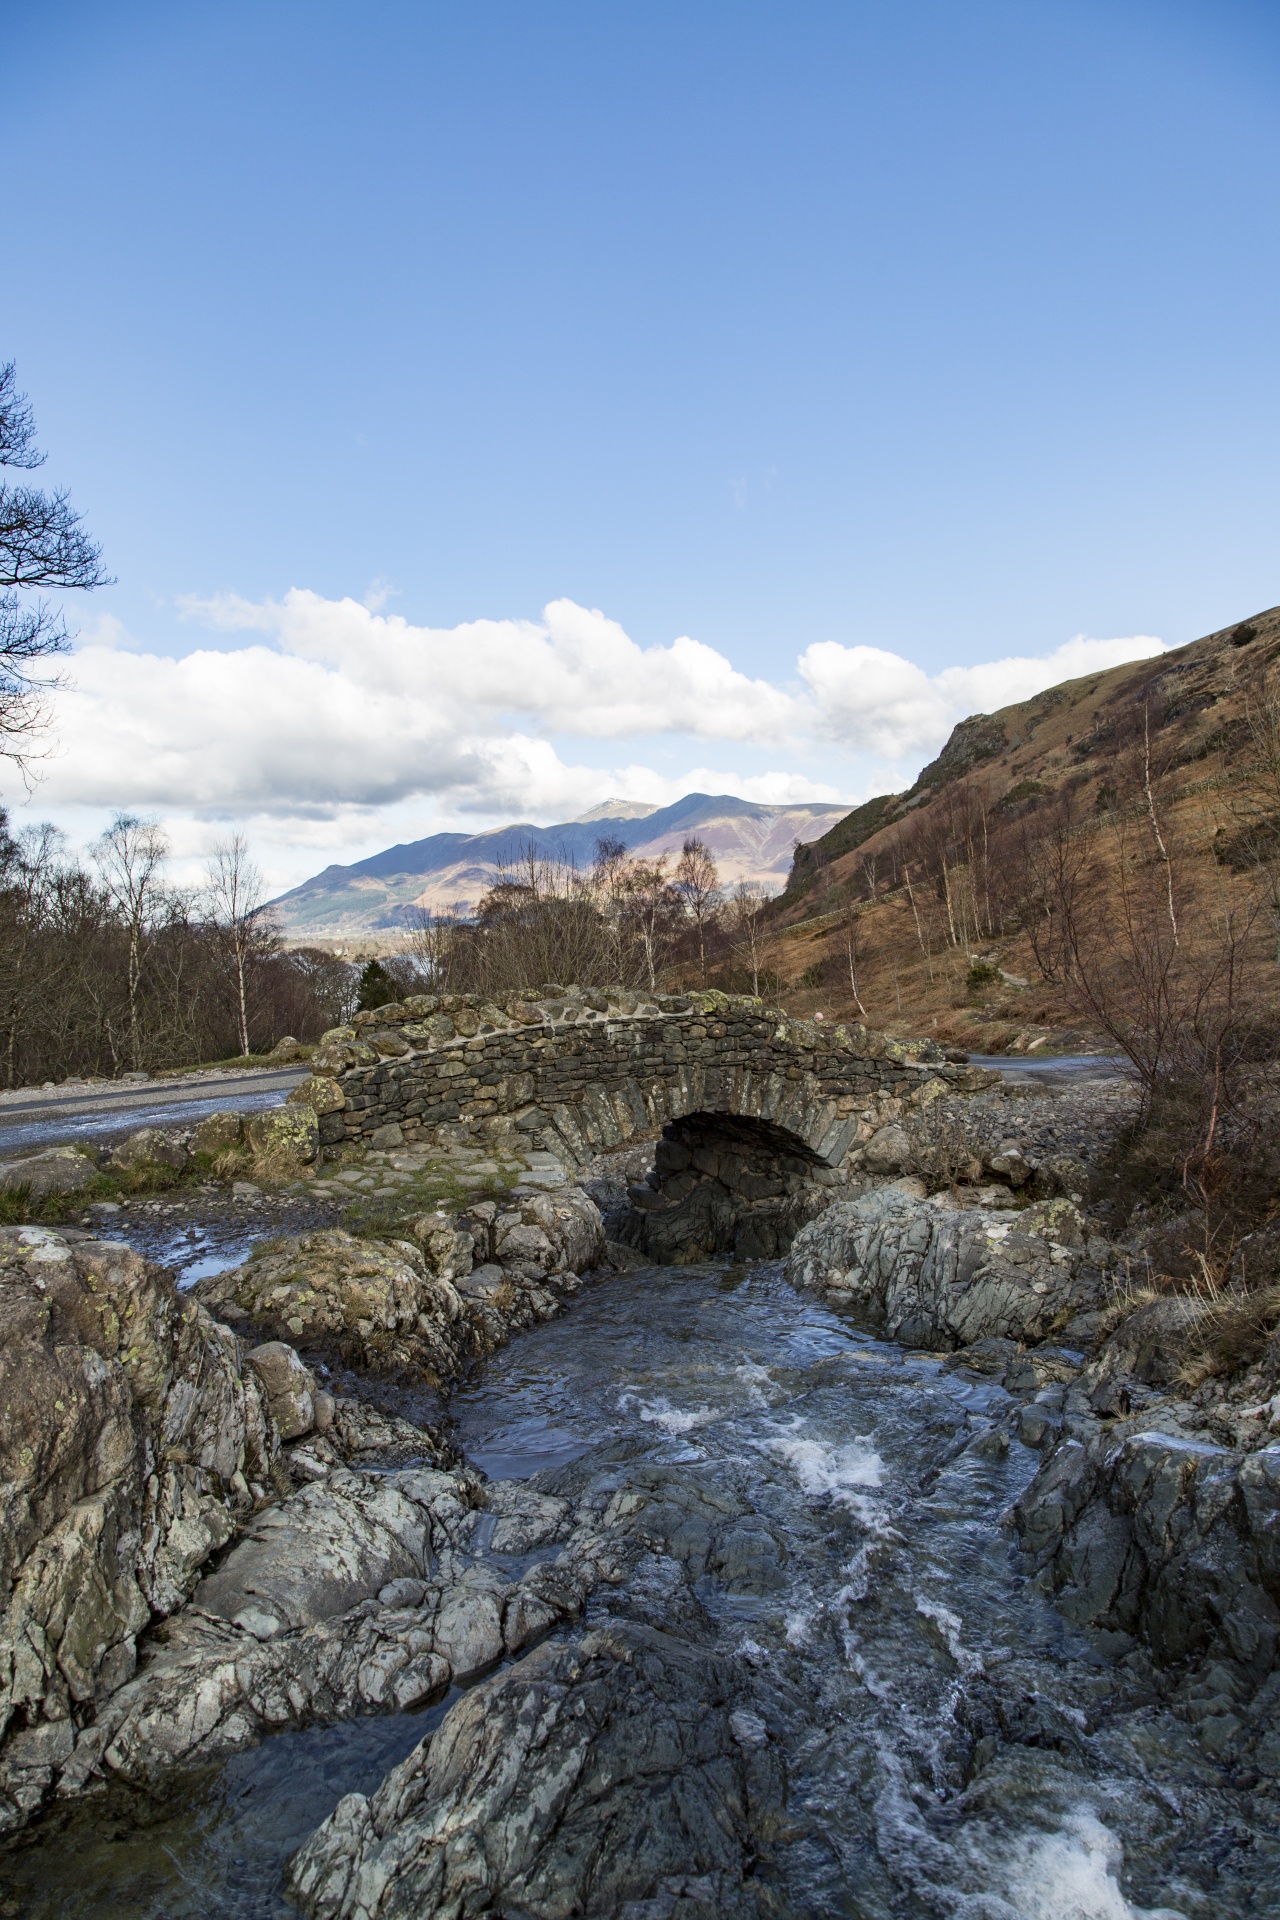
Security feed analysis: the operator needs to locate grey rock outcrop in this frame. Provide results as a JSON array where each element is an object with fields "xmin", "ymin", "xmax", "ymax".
[
  {"xmin": 247, "ymin": 1340, "xmax": 317, "ymax": 1440},
  {"xmin": 785, "ymin": 1188, "xmax": 1109, "ymax": 1350},
  {"xmin": 287, "ymin": 1621, "xmax": 786, "ymax": 1920},
  {"xmin": 195, "ymin": 1229, "xmax": 474, "ymax": 1382},
  {"xmin": 68, "ymin": 1469, "xmax": 597, "ymax": 1794},
  {"xmin": 1016, "ymin": 1418, "xmax": 1280, "ymax": 1694},
  {"xmin": 0, "ymin": 1226, "xmax": 279, "ymax": 1830},
  {"xmin": 196, "ymin": 1190, "xmax": 606, "ymax": 1385}
]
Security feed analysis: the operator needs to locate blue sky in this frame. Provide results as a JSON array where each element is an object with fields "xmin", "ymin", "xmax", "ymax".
[{"xmin": 3, "ymin": 0, "xmax": 1279, "ymax": 885}]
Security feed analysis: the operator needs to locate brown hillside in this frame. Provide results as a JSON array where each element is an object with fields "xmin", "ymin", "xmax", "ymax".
[{"xmin": 739, "ymin": 604, "xmax": 1280, "ymax": 1049}]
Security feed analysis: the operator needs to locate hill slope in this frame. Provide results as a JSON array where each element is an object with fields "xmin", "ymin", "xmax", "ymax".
[
  {"xmin": 764, "ymin": 603, "xmax": 1280, "ymax": 1044},
  {"xmin": 271, "ymin": 793, "xmax": 851, "ymax": 937}
]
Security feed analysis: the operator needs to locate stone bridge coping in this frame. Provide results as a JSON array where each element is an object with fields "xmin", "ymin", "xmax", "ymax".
[{"xmin": 331, "ymin": 988, "xmax": 950, "ymax": 1071}]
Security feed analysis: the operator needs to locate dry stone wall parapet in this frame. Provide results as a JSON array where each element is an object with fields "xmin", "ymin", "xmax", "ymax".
[{"xmin": 292, "ymin": 990, "xmax": 973, "ymax": 1165}]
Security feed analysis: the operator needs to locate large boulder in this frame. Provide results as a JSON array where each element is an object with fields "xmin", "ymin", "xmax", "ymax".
[
  {"xmin": 190, "ymin": 1110, "xmax": 244, "ymax": 1156},
  {"xmin": 287, "ymin": 1622, "xmax": 785, "ymax": 1920},
  {"xmin": 288, "ymin": 1073, "xmax": 346, "ymax": 1117},
  {"xmin": 245, "ymin": 1103, "xmax": 319, "ymax": 1166},
  {"xmin": 785, "ymin": 1189, "xmax": 1109, "ymax": 1350},
  {"xmin": 195, "ymin": 1229, "xmax": 473, "ymax": 1382},
  {"xmin": 1016, "ymin": 1419, "xmax": 1280, "ymax": 1694},
  {"xmin": 109, "ymin": 1127, "xmax": 189, "ymax": 1175},
  {"xmin": 0, "ymin": 1146, "xmax": 97, "ymax": 1200},
  {"xmin": 193, "ymin": 1467, "xmax": 438, "ymax": 1639},
  {"xmin": 197, "ymin": 1190, "xmax": 607, "ymax": 1383},
  {"xmin": 0, "ymin": 1227, "xmax": 279, "ymax": 1831},
  {"xmin": 480, "ymin": 1187, "xmax": 607, "ymax": 1280}
]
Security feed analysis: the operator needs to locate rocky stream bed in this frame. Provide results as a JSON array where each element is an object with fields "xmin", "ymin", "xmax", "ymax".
[{"xmin": 1, "ymin": 1060, "xmax": 1278, "ymax": 1918}]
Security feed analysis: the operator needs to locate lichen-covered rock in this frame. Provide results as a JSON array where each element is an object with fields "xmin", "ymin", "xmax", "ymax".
[
  {"xmin": 190, "ymin": 1110, "xmax": 244, "ymax": 1155},
  {"xmin": 195, "ymin": 1230, "xmax": 471, "ymax": 1382},
  {"xmin": 109, "ymin": 1127, "xmax": 189, "ymax": 1174},
  {"xmin": 0, "ymin": 1227, "xmax": 279, "ymax": 1831},
  {"xmin": 197, "ymin": 1193, "xmax": 607, "ymax": 1386},
  {"xmin": 0, "ymin": 1145, "xmax": 98, "ymax": 1199},
  {"xmin": 194, "ymin": 1467, "xmax": 443, "ymax": 1638},
  {"xmin": 288, "ymin": 1074, "xmax": 346, "ymax": 1117},
  {"xmin": 785, "ymin": 1189, "xmax": 1109, "ymax": 1350},
  {"xmin": 245, "ymin": 1103, "xmax": 319, "ymax": 1166},
  {"xmin": 480, "ymin": 1186, "xmax": 606, "ymax": 1280},
  {"xmin": 287, "ymin": 1622, "xmax": 785, "ymax": 1920}
]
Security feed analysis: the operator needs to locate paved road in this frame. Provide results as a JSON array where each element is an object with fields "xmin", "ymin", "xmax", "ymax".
[
  {"xmin": 0, "ymin": 1067, "xmax": 310, "ymax": 1157},
  {"xmin": 967, "ymin": 1052, "xmax": 1129, "ymax": 1080}
]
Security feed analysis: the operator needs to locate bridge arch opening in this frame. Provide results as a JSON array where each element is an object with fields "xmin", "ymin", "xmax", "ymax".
[{"xmin": 617, "ymin": 1108, "xmax": 850, "ymax": 1264}]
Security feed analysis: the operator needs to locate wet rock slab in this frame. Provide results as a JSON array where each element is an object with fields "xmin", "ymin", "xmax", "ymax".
[{"xmin": 289, "ymin": 1622, "xmax": 786, "ymax": 1920}]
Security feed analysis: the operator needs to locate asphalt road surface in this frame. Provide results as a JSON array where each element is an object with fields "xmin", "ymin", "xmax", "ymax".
[{"xmin": 0, "ymin": 1067, "xmax": 310, "ymax": 1157}]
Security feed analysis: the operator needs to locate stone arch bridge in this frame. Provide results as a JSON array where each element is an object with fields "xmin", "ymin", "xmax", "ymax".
[{"xmin": 296, "ymin": 988, "xmax": 990, "ymax": 1258}]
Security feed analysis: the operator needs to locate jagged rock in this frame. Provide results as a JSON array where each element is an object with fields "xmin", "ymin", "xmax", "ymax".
[
  {"xmin": 196, "ymin": 1193, "xmax": 605, "ymax": 1384},
  {"xmin": 0, "ymin": 1145, "xmax": 97, "ymax": 1199},
  {"xmin": 287, "ymin": 1622, "xmax": 786, "ymax": 1920},
  {"xmin": 194, "ymin": 1467, "xmax": 450, "ymax": 1638},
  {"xmin": 109, "ymin": 1127, "xmax": 189, "ymax": 1174},
  {"xmin": 245, "ymin": 1104, "xmax": 319, "ymax": 1166},
  {"xmin": 195, "ymin": 1230, "xmax": 471, "ymax": 1382},
  {"xmin": 247, "ymin": 1341, "xmax": 317, "ymax": 1440},
  {"xmin": 785, "ymin": 1189, "xmax": 1109, "ymax": 1350},
  {"xmin": 62, "ymin": 1472, "xmax": 593, "ymax": 1795},
  {"xmin": 475, "ymin": 1185, "xmax": 606, "ymax": 1280},
  {"xmin": 1016, "ymin": 1417, "xmax": 1280, "ymax": 1681},
  {"xmin": 0, "ymin": 1227, "xmax": 278, "ymax": 1832},
  {"xmin": 404, "ymin": 1212, "xmax": 475, "ymax": 1283},
  {"xmin": 1080, "ymin": 1295, "xmax": 1214, "ymax": 1404}
]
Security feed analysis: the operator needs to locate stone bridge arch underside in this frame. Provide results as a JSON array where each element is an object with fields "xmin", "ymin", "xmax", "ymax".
[{"xmin": 305, "ymin": 988, "xmax": 979, "ymax": 1259}]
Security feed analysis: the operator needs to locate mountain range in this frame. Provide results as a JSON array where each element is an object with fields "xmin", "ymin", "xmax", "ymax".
[{"xmin": 269, "ymin": 793, "xmax": 852, "ymax": 938}]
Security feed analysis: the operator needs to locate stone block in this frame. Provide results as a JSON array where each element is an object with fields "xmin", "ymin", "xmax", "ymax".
[{"xmin": 288, "ymin": 1074, "xmax": 346, "ymax": 1116}]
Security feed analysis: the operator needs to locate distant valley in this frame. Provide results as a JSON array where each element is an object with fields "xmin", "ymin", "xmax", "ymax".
[{"xmin": 269, "ymin": 793, "xmax": 851, "ymax": 938}]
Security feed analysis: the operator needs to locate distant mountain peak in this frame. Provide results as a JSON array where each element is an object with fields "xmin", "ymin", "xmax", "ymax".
[
  {"xmin": 571, "ymin": 798, "xmax": 662, "ymax": 823},
  {"xmin": 269, "ymin": 791, "xmax": 853, "ymax": 937}
]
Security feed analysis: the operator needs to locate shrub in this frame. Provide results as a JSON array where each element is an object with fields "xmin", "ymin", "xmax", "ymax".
[{"xmin": 967, "ymin": 959, "xmax": 1002, "ymax": 992}]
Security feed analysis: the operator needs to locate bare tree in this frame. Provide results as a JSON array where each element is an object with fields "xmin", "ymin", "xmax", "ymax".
[
  {"xmin": 94, "ymin": 814, "xmax": 168, "ymax": 1071},
  {"xmin": 843, "ymin": 900, "xmax": 869, "ymax": 1017},
  {"xmin": 675, "ymin": 837, "xmax": 720, "ymax": 985},
  {"xmin": 728, "ymin": 880, "xmax": 768, "ymax": 996},
  {"xmin": 620, "ymin": 856, "xmax": 680, "ymax": 990},
  {"xmin": 207, "ymin": 831, "xmax": 267, "ymax": 1057},
  {"xmin": 0, "ymin": 363, "xmax": 110, "ymax": 759}
]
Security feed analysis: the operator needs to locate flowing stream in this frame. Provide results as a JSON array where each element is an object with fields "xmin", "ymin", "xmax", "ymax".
[{"xmin": 3, "ymin": 1257, "xmax": 1276, "ymax": 1918}]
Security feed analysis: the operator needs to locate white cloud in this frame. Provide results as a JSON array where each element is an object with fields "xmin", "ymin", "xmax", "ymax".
[
  {"xmin": 177, "ymin": 590, "xmax": 797, "ymax": 744},
  {"xmin": 798, "ymin": 632, "xmax": 1165, "ymax": 758},
  {"xmin": 1, "ymin": 592, "xmax": 1166, "ymax": 889}
]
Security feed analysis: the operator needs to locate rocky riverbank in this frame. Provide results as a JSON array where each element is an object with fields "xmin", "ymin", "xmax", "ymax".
[{"xmin": 5, "ymin": 1039, "xmax": 1280, "ymax": 1915}]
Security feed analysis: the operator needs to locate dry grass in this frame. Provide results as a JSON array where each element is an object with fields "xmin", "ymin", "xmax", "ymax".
[{"xmin": 1174, "ymin": 1284, "xmax": 1280, "ymax": 1386}]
